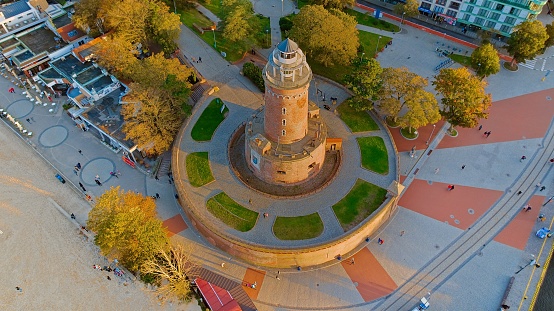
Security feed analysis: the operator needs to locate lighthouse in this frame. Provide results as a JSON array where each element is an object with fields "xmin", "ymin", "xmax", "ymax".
[{"xmin": 245, "ymin": 39, "xmax": 327, "ymax": 184}]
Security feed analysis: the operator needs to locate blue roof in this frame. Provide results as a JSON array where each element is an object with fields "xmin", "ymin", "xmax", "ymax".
[{"xmin": 0, "ymin": 0, "xmax": 31, "ymax": 19}]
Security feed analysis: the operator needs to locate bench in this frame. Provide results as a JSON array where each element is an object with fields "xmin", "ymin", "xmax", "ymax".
[{"xmin": 193, "ymin": 23, "xmax": 205, "ymax": 34}]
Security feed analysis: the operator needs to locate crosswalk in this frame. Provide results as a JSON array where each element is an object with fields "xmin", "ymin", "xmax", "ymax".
[{"xmin": 519, "ymin": 59, "xmax": 537, "ymax": 69}]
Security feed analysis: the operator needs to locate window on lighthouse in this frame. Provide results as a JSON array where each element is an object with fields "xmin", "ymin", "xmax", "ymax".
[
  {"xmin": 282, "ymin": 130, "xmax": 286, "ymax": 136},
  {"xmin": 282, "ymin": 119, "xmax": 286, "ymax": 126},
  {"xmin": 282, "ymin": 108, "xmax": 286, "ymax": 115}
]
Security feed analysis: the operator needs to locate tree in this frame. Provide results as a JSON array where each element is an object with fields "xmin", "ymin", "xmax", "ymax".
[
  {"xmin": 397, "ymin": 88, "xmax": 440, "ymax": 133},
  {"xmin": 122, "ymin": 80, "xmax": 189, "ymax": 156},
  {"xmin": 95, "ymin": 35, "xmax": 140, "ymax": 80},
  {"xmin": 142, "ymin": 244, "xmax": 196, "ymax": 303},
  {"xmin": 433, "ymin": 67, "xmax": 492, "ymax": 131},
  {"xmin": 506, "ymin": 20, "xmax": 548, "ymax": 67},
  {"xmin": 221, "ymin": 0, "xmax": 259, "ymax": 43},
  {"xmin": 87, "ymin": 187, "xmax": 169, "ymax": 272},
  {"xmin": 344, "ymin": 58, "xmax": 382, "ymax": 111},
  {"xmin": 99, "ymin": 0, "xmax": 150, "ymax": 44},
  {"xmin": 470, "ymin": 43, "xmax": 500, "ymax": 80},
  {"xmin": 130, "ymin": 53, "xmax": 192, "ymax": 89},
  {"xmin": 308, "ymin": 0, "xmax": 355, "ymax": 10},
  {"xmin": 72, "ymin": 0, "xmax": 103, "ymax": 36},
  {"xmin": 148, "ymin": 1, "xmax": 182, "ymax": 54},
  {"xmin": 545, "ymin": 22, "xmax": 554, "ymax": 49},
  {"xmin": 290, "ymin": 5, "xmax": 359, "ymax": 66},
  {"xmin": 377, "ymin": 67, "xmax": 431, "ymax": 122},
  {"xmin": 393, "ymin": 0, "xmax": 420, "ymax": 19}
]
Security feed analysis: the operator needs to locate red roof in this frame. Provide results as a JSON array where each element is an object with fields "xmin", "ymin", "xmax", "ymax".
[{"xmin": 195, "ymin": 278, "xmax": 242, "ymax": 311}]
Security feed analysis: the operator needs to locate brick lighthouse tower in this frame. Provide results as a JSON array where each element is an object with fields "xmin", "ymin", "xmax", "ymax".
[{"xmin": 245, "ymin": 39, "xmax": 327, "ymax": 184}]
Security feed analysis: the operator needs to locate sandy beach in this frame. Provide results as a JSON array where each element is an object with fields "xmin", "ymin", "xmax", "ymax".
[{"xmin": 0, "ymin": 123, "xmax": 200, "ymax": 311}]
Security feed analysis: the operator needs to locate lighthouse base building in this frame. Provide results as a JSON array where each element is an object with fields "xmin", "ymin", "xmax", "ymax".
[{"xmin": 245, "ymin": 39, "xmax": 327, "ymax": 185}]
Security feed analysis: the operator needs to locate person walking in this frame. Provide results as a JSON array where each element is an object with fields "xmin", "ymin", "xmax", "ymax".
[
  {"xmin": 434, "ymin": 168, "xmax": 440, "ymax": 174},
  {"xmin": 540, "ymin": 186, "xmax": 546, "ymax": 191},
  {"xmin": 486, "ymin": 131, "xmax": 491, "ymax": 137},
  {"xmin": 461, "ymin": 165, "xmax": 466, "ymax": 170},
  {"xmin": 155, "ymin": 193, "xmax": 160, "ymax": 199},
  {"xmin": 79, "ymin": 182, "xmax": 86, "ymax": 192},
  {"xmin": 478, "ymin": 125, "xmax": 482, "ymax": 131},
  {"xmin": 524, "ymin": 205, "xmax": 532, "ymax": 212},
  {"xmin": 78, "ymin": 149, "xmax": 83, "ymax": 155},
  {"xmin": 520, "ymin": 155, "xmax": 527, "ymax": 162}
]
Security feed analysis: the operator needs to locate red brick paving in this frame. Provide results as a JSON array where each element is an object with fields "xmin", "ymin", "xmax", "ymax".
[
  {"xmin": 438, "ymin": 88, "xmax": 554, "ymax": 150},
  {"xmin": 341, "ymin": 248, "xmax": 397, "ymax": 302},
  {"xmin": 242, "ymin": 268, "xmax": 266, "ymax": 300},
  {"xmin": 494, "ymin": 195, "xmax": 545, "ymax": 250},
  {"xmin": 391, "ymin": 121, "xmax": 446, "ymax": 153},
  {"xmin": 162, "ymin": 214, "xmax": 188, "ymax": 237},
  {"xmin": 398, "ymin": 179, "xmax": 502, "ymax": 230}
]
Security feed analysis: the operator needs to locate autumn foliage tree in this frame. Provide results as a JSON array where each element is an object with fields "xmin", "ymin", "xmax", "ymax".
[
  {"xmin": 470, "ymin": 43, "xmax": 500, "ymax": 80},
  {"xmin": 87, "ymin": 187, "xmax": 169, "ymax": 272},
  {"xmin": 221, "ymin": 0, "xmax": 259, "ymax": 43},
  {"xmin": 290, "ymin": 5, "xmax": 359, "ymax": 66},
  {"xmin": 393, "ymin": 0, "xmax": 420, "ymax": 19},
  {"xmin": 506, "ymin": 20, "xmax": 548, "ymax": 67},
  {"xmin": 433, "ymin": 67, "xmax": 492, "ymax": 131},
  {"xmin": 142, "ymin": 244, "xmax": 196, "ymax": 303},
  {"xmin": 344, "ymin": 58, "xmax": 383, "ymax": 111},
  {"xmin": 308, "ymin": 0, "xmax": 355, "ymax": 10},
  {"xmin": 377, "ymin": 67, "xmax": 440, "ymax": 133}
]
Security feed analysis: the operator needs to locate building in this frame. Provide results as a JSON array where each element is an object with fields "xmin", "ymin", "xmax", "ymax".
[
  {"xmin": 0, "ymin": 0, "xmax": 46, "ymax": 38},
  {"xmin": 244, "ymin": 39, "xmax": 327, "ymax": 184},
  {"xmin": 457, "ymin": 0, "xmax": 546, "ymax": 36},
  {"xmin": 417, "ymin": 0, "xmax": 547, "ymax": 37}
]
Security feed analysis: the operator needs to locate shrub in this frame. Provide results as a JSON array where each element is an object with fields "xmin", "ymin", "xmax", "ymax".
[
  {"xmin": 279, "ymin": 17, "xmax": 293, "ymax": 32},
  {"xmin": 243, "ymin": 62, "xmax": 265, "ymax": 92}
]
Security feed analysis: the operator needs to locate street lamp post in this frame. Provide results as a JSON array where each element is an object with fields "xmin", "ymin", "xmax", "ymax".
[
  {"xmin": 211, "ymin": 26, "xmax": 217, "ymax": 48},
  {"xmin": 515, "ymin": 257, "xmax": 540, "ymax": 274},
  {"xmin": 282, "ymin": 0, "xmax": 284, "ymax": 16},
  {"xmin": 173, "ymin": 0, "xmax": 176, "ymax": 13},
  {"xmin": 375, "ymin": 36, "xmax": 382, "ymax": 55},
  {"xmin": 361, "ymin": 52, "xmax": 365, "ymax": 62},
  {"xmin": 401, "ymin": 12, "xmax": 406, "ymax": 25},
  {"xmin": 266, "ymin": 29, "xmax": 270, "ymax": 47},
  {"xmin": 426, "ymin": 124, "xmax": 436, "ymax": 145}
]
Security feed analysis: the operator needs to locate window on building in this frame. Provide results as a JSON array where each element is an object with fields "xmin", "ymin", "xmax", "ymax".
[
  {"xmin": 504, "ymin": 16, "xmax": 516, "ymax": 24},
  {"xmin": 500, "ymin": 25, "xmax": 511, "ymax": 33},
  {"xmin": 434, "ymin": 6, "xmax": 444, "ymax": 13},
  {"xmin": 465, "ymin": 5, "xmax": 474, "ymax": 13},
  {"xmin": 469, "ymin": 0, "xmax": 475, "ymax": 3},
  {"xmin": 421, "ymin": 2, "xmax": 431, "ymax": 9},
  {"xmin": 482, "ymin": 0, "xmax": 492, "ymax": 8},
  {"xmin": 486, "ymin": 21, "xmax": 496, "ymax": 28},
  {"xmin": 282, "ymin": 130, "xmax": 286, "ymax": 136},
  {"xmin": 280, "ymin": 52, "xmax": 295, "ymax": 59},
  {"xmin": 446, "ymin": 10, "xmax": 457, "ymax": 17},
  {"xmin": 474, "ymin": 17, "xmax": 485, "ymax": 25},
  {"xmin": 277, "ymin": 170, "xmax": 286, "ymax": 175},
  {"xmin": 478, "ymin": 8, "xmax": 488, "ymax": 17},
  {"xmin": 495, "ymin": 4, "xmax": 504, "ymax": 11},
  {"xmin": 282, "ymin": 119, "xmax": 286, "ymax": 126},
  {"xmin": 489, "ymin": 12, "xmax": 500, "ymax": 20},
  {"xmin": 509, "ymin": 7, "xmax": 521, "ymax": 15},
  {"xmin": 449, "ymin": 2, "xmax": 460, "ymax": 9},
  {"xmin": 282, "ymin": 108, "xmax": 286, "ymax": 115},
  {"xmin": 463, "ymin": 13, "xmax": 471, "ymax": 21},
  {"xmin": 436, "ymin": 0, "xmax": 446, "ymax": 5}
]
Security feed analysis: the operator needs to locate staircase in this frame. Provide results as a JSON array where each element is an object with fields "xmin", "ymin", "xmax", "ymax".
[{"xmin": 155, "ymin": 151, "xmax": 172, "ymax": 179}]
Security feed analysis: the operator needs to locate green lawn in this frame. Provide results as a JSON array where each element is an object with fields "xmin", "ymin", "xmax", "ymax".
[
  {"xmin": 357, "ymin": 136, "xmax": 389, "ymax": 174},
  {"xmin": 206, "ymin": 192, "xmax": 258, "ymax": 232},
  {"xmin": 337, "ymin": 103, "xmax": 379, "ymax": 132},
  {"xmin": 449, "ymin": 53, "xmax": 472, "ymax": 67},
  {"xmin": 346, "ymin": 9, "xmax": 400, "ymax": 32},
  {"xmin": 186, "ymin": 152, "xmax": 214, "ymax": 187},
  {"xmin": 332, "ymin": 179, "xmax": 388, "ymax": 231},
  {"xmin": 191, "ymin": 98, "xmax": 229, "ymax": 141},
  {"xmin": 180, "ymin": 1, "xmax": 271, "ymax": 60},
  {"xmin": 309, "ymin": 31, "xmax": 391, "ymax": 83},
  {"xmin": 273, "ymin": 213, "xmax": 324, "ymax": 240}
]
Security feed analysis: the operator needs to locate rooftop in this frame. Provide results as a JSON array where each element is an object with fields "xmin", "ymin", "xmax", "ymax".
[
  {"xmin": 86, "ymin": 75, "xmax": 114, "ymax": 92},
  {"xmin": 18, "ymin": 26, "xmax": 65, "ymax": 54},
  {"xmin": 38, "ymin": 67, "xmax": 64, "ymax": 80},
  {"xmin": 74, "ymin": 66, "xmax": 103, "ymax": 85},
  {"xmin": 52, "ymin": 14, "xmax": 72, "ymax": 28},
  {"xmin": 57, "ymin": 22, "xmax": 86, "ymax": 43},
  {"xmin": 13, "ymin": 49, "xmax": 32, "ymax": 62},
  {"xmin": 72, "ymin": 35, "xmax": 103, "ymax": 62},
  {"xmin": 0, "ymin": 37, "xmax": 18, "ymax": 49},
  {"xmin": 0, "ymin": 0, "xmax": 31, "ymax": 19},
  {"xmin": 81, "ymin": 89, "xmax": 132, "ymax": 147},
  {"xmin": 277, "ymin": 38, "xmax": 298, "ymax": 53},
  {"xmin": 50, "ymin": 54, "xmax": 94, "ymax": 79}
]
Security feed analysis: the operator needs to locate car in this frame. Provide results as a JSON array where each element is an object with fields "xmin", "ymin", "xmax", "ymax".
[
  {"xmin": 323, "ymin": 104, "xmax": 331, "ymax": 110},
  {"xmin": 55, "ymin": 173, "xmax": 66, "ymax": 184}
]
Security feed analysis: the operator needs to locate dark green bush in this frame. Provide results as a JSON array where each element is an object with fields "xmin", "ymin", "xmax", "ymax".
[
  {"xmin": 243, "ymin": 62, "xmax": 265, "ymax": 92},
  {"xmin": 279, "ymin": 17, "xmax": 293, "ymax": 32}
]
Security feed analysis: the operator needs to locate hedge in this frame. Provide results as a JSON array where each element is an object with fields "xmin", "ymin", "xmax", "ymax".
[{"xmin": 243, "ymin": 62, "xmax": 265, "ymax": 92}]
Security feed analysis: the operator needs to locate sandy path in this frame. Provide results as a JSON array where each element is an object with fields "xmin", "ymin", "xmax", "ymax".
[{"xmin": 0, "ymin": 124, "xmax": 200, "ymax": 311}]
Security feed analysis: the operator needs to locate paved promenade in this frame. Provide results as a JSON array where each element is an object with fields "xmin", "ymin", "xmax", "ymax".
[{"xmin": 1, "ymin": 4, "xmax": 553, "ymax": 310}]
